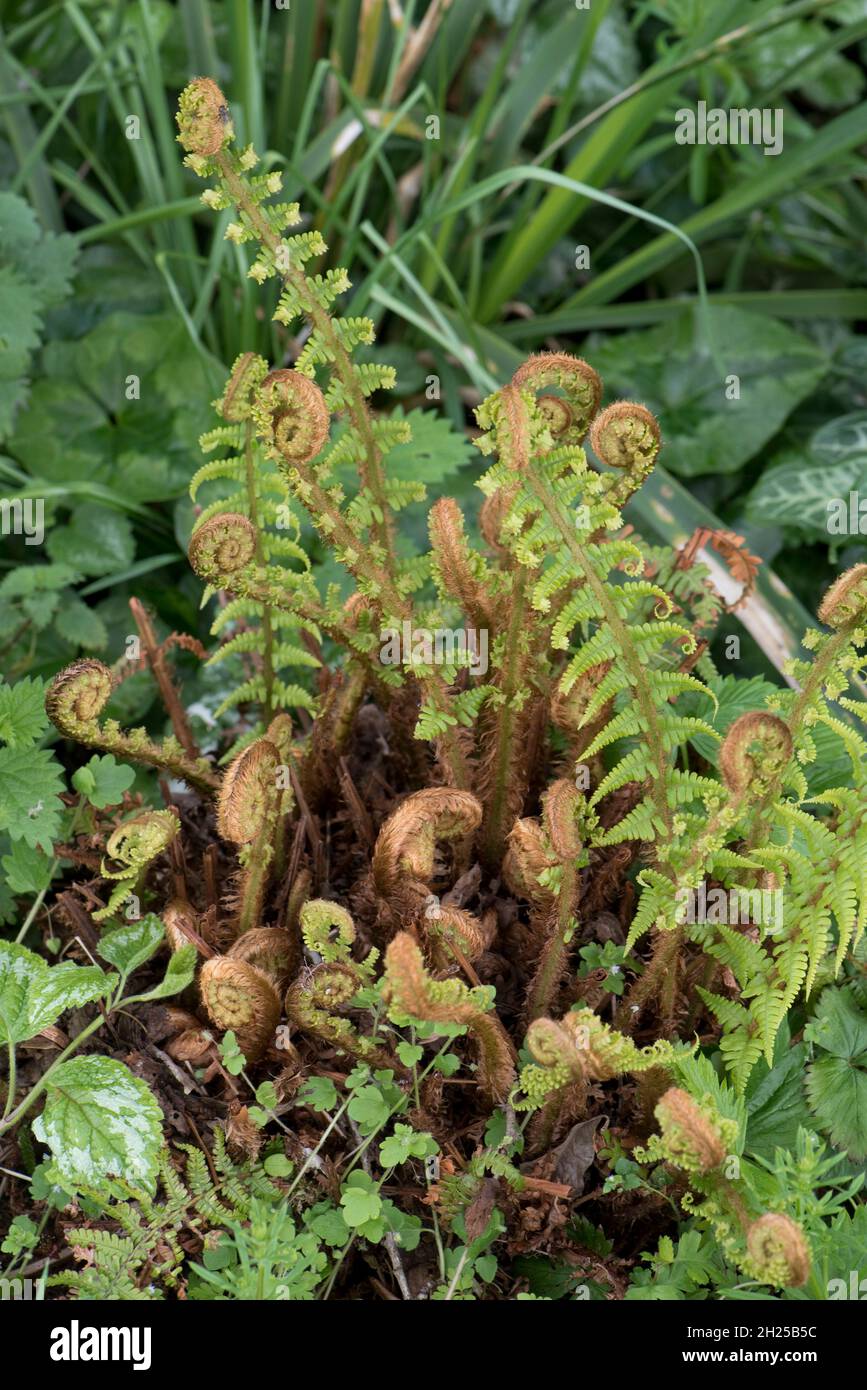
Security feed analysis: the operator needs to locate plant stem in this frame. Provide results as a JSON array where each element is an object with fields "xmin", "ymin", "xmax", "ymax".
[
  {"xmin": 527, "ymin": 862, "xmax": 579, "ymax": 1022},
  {"xmin": 215, "ymin": 148, "xmax": 397, "ymax": 566},
  {"xmin": 0, "ymin": 1010, "xmax": 108, "ymax": 1137},
  {"xmin": 242, "ymin": 418, "xmax": 275, "ymax": 722},
  {"xmin": 2, "ymin": 1043, "xmax": 16, "ymax": 1121},
  {"xmin": 129, "ymin": 597, "xmax": 201, "ymax": 759}
]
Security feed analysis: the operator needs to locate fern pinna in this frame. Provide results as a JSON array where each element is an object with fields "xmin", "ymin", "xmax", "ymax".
[{"xmin": 190, "ymin": 351, "xmax": 319, "ymax": 743}]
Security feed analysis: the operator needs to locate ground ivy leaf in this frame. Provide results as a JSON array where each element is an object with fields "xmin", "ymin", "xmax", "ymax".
[
  {"xmin": 340, "ymin": 1181, "xmax": 382, "ymax": 1228},
  {"xmin": 32, "ymin": 1056, "xmax": 164, "ymax": 1192},
  {"xmin": 72, "ymin": 754, "xmax": 135, "ymax": 809},
  {"xmin": 298, "ymin": 1075, "xmax": 338, "ymax": 1112}
]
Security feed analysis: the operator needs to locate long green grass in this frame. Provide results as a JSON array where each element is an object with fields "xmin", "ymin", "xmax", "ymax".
[{"xmin": 1, "ymin": 0, "xmax": 865, "ymax": 681}]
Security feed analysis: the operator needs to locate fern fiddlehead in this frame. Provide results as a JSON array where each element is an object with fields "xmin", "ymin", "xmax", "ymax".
[
  {"xmin": 371, "ymin": 787, "xmax": 483, "ymax": 926},
  {"xmin": 199, "ymin": 955, "xmax": 281, "ymax": 1061},
  {"xmin": 45, "ymin": 660, "xmax": 219, "ymax": 793},
  {"xmin": 176, "ymin": 77, "xmax": 398, "ymax": 574},
  {"xmin": 93, "ymin": 811, "xmax": 180, "ymax": 923},
  {"xmin": 383, "ymin": 932, "xmax": 516, "ymax": 1101},
  {"xmin": 217, "ymin": 737, "xmax": 282, "ymax": 936}
]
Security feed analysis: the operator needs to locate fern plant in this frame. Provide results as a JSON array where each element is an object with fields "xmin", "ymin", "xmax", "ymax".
[
  {"xmin": 19, "ymin": 77, "xmax": 867, "ymax": 1301},
  {"xmin": 190, "ymin": 351, "xmax": 320, "ymax": 747},
  {"xmin": 48, "ymin": 1132, "xmax": 319, "ymax": 1300}
]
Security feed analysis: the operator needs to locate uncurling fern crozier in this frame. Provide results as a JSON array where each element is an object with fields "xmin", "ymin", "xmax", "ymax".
[{"xmin": 32, "ymin": 79, "xmax": 867, "ymax": 1296}]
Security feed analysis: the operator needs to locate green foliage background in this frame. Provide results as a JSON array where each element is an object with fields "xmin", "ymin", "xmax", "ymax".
[{"xmin": 2, "ymin": 0, "xmax": 867, "ymax": 1302}]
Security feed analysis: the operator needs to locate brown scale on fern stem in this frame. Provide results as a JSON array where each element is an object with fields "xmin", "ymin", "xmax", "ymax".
[
  {"xmin": 218, "ymin": 739, "xmax": 281, "ymax": 844},
  {"xmin": 188, "ymin": 512, "xmax": 258, "ymax": 586},
  {"xmin": 479, "ymin": 484, "xmax": 519, "ymax": 561},
  {"xmin": 525, "ymin": 780, "xmax": 585, "ymax": 1022},
  {"xmin": 227, "ymin": 927, "xmax": 298, "ymax": 989},
  {"xmin": 817, "ymin": 561, "xmax": 867, "ymax": 630},
  {"xmin": 176, "ymin": 76, "xmax": 232, "ymax": 157},
  {"xmin": 550, "ymin": 661, "xmax": 615, "ymax": 762},
  {"xmin": 285, "ymin": 963, "xmax": 402, "ymax": 1073},
  {"xmin": 718, "ymin": 711, "xmax": 794, "ymax": 799},
  {"xmin": 254, "ymin": 369, "xmax": 331, "ymax": 465},
  {"xmin": 745, "ymin": 1213, "xmax": 811, "ymax": 1289},
  {"xmin": 371, "ymin": 787, "xmax": 483, "ymax": 922},
  {"xmin": 383, "ymin": 932, "xmax": 516, "ymax": 1102},
  {"xmin": 590, "ymin": 400, "xmax": 661, "ymax": 472},
  {"xmin": 511, "ymin": 353, "xmax": 602, "ymax": 447},
  {"xmin": 428, "ymin": 496, "xmax": 498, "ymax": 634},
  {"xmin": 423, "ymin": 903, "xmax": 495, "ymax": 974},
  {"xmin": 218, "ymin": 738, "xmax": 282, "ymax": 937},
  {"xmin": 44, "ymin": 659, "xmax": 218, "ymax": 794}
]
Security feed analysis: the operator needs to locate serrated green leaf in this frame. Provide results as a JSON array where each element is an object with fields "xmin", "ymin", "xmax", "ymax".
[
  {"xmin": 0, "ymin": 941, "xmax": 112, "ymax": 1045},
  {"xmin": 32, "ymin": 1056, "xmax": 164, "ymax": 1192},
  {"xmin": 98, "ymin": 914, "xmax": 165, "ymax": 976},
  {"xmin": 0, "ymin": 677, "xmax": 49, "ymax": 747},
  {"xmin": 54, "ymin": 595, "xmax": 108, "ymax": 651},
  {"xmin": 805, "ymin": 988, "xmax": 867, "ymax": 1159},
  {"xmin": 0, "ymin": 839, "xmax": 55, "ymax": 896},
  {"xmin": 0, "ymin": 745, "xmax": 64, "ymax": 849}
]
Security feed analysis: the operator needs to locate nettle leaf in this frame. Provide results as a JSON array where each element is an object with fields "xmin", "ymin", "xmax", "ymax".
[
  {"xmin": 54, "ymin": 595, "xmax": 108, "ymax": 652},
  {"xmin": 589, "ymin": 307, "xmax": 826, "ymax": 478},
  {"xmin": 72, "ymin": 753, "xmax": 135, "ymax": 809},
  {"xmin": 386, "ymin": 408, "xmax": 475, "ymax": 487},
  {"xmin": 0, "ymin": 192, "xmax": 77, "ymax": 437},
  {"xmin": 98, "ymin": 914, "xmax": 165, "ymax": 976},
  {"xmin": 1, "ymin": 839, "xmax": 55, "ymax": 896},
  {"xmin": 0, "ymin": 677, "xmax": 49, "ymax": 747},
  {"xmin": 0, "ymin": 745, "xmax": 64, "ymax": 848},
  {"xmin": 0, "ymin": 941, "xmax": 113, "ymax": 1045},
  {"xmin": 805, "ymin": 988, "xmax": 867, "ymax": 1159},
  {"xmin": 32, "ymin": 1056, "xmax": 164, "ymax": 1191}
]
